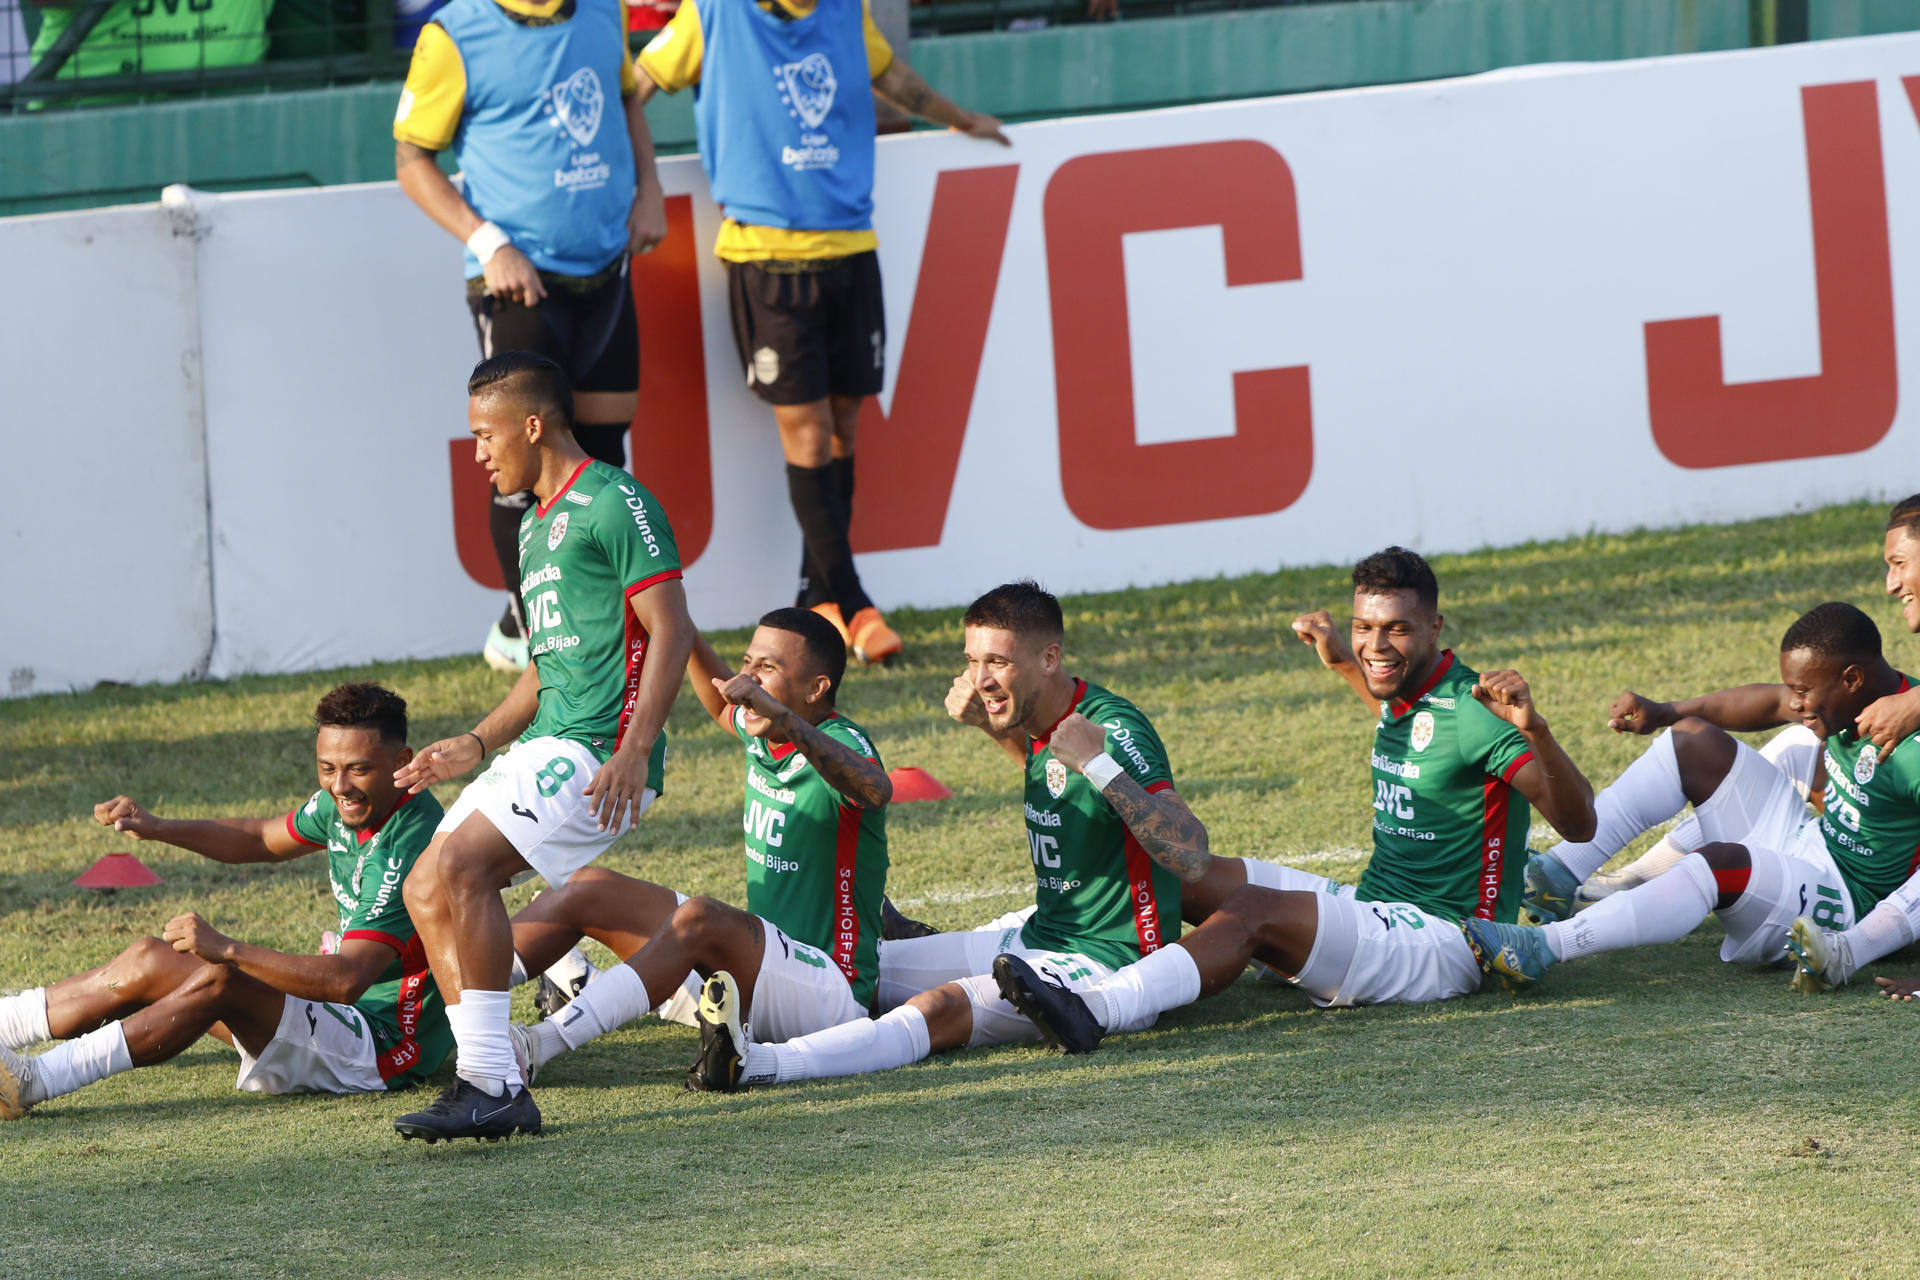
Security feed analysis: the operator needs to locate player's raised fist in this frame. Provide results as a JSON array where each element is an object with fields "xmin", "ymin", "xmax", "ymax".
[
  {"xmin": 1607, "ymin": 690, "xmax": 1674, "ymax": 736},
  {"xmin": 1290, "ymin": 610, "xmax": 1352, "ymax": 670},
  {"xmin": 394, "ymin": 734, "xmax": 484, "ymax": 794},
  {"xmin": 163, "ymin": 912, "xmax": 234, "ymax": 964},
  {"xmin": 1471, "ymin": 670, "xmax": 1543, "ymax": 732},
  {"xmin": 1856, "ymin": 685, "xmax": 1920, "ymax": 757},
  {"xmin": 1048, "ymin": 712, "xmax": 1109, "ymax": 773},
  {"xmin": 716, "ymin": 673, "xmax": 787, "ymax": 730},
  {"xmin": 94, "ymin": 795, "xmax": 159, "ymax": 840},
  {"xmin": 946, "ymin": 674, "xmax": 990, "ymax": 729}
]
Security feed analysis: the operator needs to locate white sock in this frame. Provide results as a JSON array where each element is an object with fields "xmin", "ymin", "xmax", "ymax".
[
  {"xmin": 1079, "ymin": 946, "xmax": 1202, "ymax": 1033},
  {"xmin": 0, "ymin": 987, "xmax": 51, "ymax": 1051},
  {"xmin": 25, "ymin": 1022, "xmax": 133, "ymax": 1105},
  {"xmin": 742, "ymin": 1005, "xmax": 931, "ymax": 1084},
  {"xmin": 1550, "ymin": 731, "xmax": 1685, "ymax": 881},
  {"xmin": 448, "ymin": 989, "xmax": 519, "ymax": 1095},
  {"xmin": 1545, "ymin": 853, "xmax": 1716, "ymax": 961},
  {"xmin": 1841, "ymin": 902, "xmax": 1916, "ymax": 969},
  {"xmin": 1240, "ymin": 859, "xmax": 1337, "ymax": 895},
  {"xmin": 545, "ymin": 962, "xmax": 651, "ymax": 1056},
  {"xmin": 1604, "ymin": 828, "xmax": 1694, "ymax": 888}
]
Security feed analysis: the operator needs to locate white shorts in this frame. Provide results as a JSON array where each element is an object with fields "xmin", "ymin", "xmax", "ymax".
[
  {"xmin": 1694, "ymin": 738, "xmax": 1815, "ymax": 852},
  {"xmin": 1293, "ymin": 893, "xmax": 1482, "ymax": 1008},
  {"xmin": 234, "ymin": 995, "xmax": 385, "ymax": 1095},
  {"xmin": 873, "ymin": 923, "xmax": 1133, "ymax": 1044},
  {"xmin": 1718, "ymin": 825, "xmax": 1855, "ymax": 964},
  {"xmin": 437, "ymin": 737, "xmax": 656, "ymax": 888},
  {"xmin": 748, "ymin": 919, "xmax": 868, "ymax": 1045}
]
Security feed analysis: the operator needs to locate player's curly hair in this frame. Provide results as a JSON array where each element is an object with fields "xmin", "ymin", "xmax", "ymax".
[
  {"xmin": 963, "ymin": 580, "xmax": 1064, "ymax": 643},
  {"xmin": 314, "ymin": 683, "xmax": 408, "ymax": 745},
  {"xmin": 1352, "ymin": 546, "xmax": 1438, "ymax": 609},
  {"xmin": 1886, "ymin": 493, "xmax": 1920, "ymax": 541},
  {"xmin": 1780, "ymin": 602, "xmax": 1880, "ymax": 668},
  {"xmin": 468, "ymin": 351, "xmax": 574, "ymax": 431},
  {"xmin": 758, "ymin": 607, "xmax": 849, "ymax": 701}
]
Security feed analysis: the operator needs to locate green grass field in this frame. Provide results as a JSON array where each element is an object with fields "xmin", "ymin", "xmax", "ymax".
[{"xmin": 6, "ymin": 501, "xmax": 1920, "ymax": 1279}]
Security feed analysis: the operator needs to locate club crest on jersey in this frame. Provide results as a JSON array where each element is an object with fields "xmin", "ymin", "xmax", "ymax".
[
  {"xmin": 551, "ymin": 67, "xmax": 605, "ymax": 147},
  {"xmin": 1045, "ymin": 758, "xmax": 1069, "ymax": 798},
  {"xmin": 774, "ymin": 53, "xmax": 838, "ymax": 130},
  {"xmin": 1856, "ymin": 744, "xmax": 1878, "ymax": 785},
  {"xmin": 548, "ymin": 511, "xmax": 570, "ymax": 551},
  {"xmin": 1410, "ymin": 710, "xmax": 1436, "ymax": 752}
]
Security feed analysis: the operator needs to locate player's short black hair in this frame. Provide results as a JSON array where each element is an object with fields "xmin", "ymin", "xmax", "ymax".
[
  {"xmin": 1780, "ymin": 602, "xmax": 1881, "ymax": 668},
  {"xmin": 1887, "ymin": 494, "xmax": 1920, "ymax": 541},
  {"xmin": 963, "ymin": 580, "xmax": 1065, "ymax": 645},
  {"xmin": 757, "ymin": 607, "xmax": 849, "ymax": 702},
  {"xmin": 314, "ymin": 682, "xmax": 408, "ymax": 746},
  {"xmin": 1352, "ymin": 546, "xmax": 1439, "ymax": 610},
  {"xmin": 468, "ymin": 351, "xmax": 575, "ymax": 431}
]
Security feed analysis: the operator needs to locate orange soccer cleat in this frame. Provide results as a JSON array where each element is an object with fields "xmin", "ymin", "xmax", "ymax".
[
  {"xmin": 845, "ymin": 606, "xmax": 903, "ymax": 666},
  {"xmin": 809, "ymin": 601, "xmax": 853, "ymax": 647}
]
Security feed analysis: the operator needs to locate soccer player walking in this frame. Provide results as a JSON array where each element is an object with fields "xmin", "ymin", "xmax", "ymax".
[
  {"xmin": 630, "ymin": 0, "xmax": 1008, "ymax": 664},
  {"xmin": 394, "ymin": 0, "xmax": 667, "ymax": 671},
  {"xmin": 391, "ymin": 353, "xmax": 693, "ymax": 1142}
]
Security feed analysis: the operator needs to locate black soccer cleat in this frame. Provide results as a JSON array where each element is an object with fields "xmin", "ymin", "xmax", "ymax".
[
  {"xmin": 880, "ymin": 897, "xmax": 939, "ymax": 941},
  {"xmin": 394, "ymin": 1078, "xmax": 543, "ymax": 1144},
  {"xmin": 533, "ymin": 973, "xmax": 573, "ymax": 1021},
  {"xmin": 992, "ymin": 953, "xmax": 1104, "ymax": 1055},
  {"xmin": 686, "ymin": 971, "xmax": 747, "ymax": 1093}
]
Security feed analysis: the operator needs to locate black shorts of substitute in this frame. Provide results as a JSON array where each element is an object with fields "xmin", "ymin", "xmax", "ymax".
[
  {"xmin": 467, "ymin": 257, "xmax": 639, "ymax": 394},
  {"xmin": 726, "ymin": 251, "xmax": 886, "ymax": 406}
]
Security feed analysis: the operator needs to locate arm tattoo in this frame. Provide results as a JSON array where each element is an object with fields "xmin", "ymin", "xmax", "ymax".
[
  {"xmin": 1100, "ymin": 778, "xmax": 1210, "ymax": 883},
  {"xmin": 784, "ymin": 716, "xmax": 893, "ymax": 810}
]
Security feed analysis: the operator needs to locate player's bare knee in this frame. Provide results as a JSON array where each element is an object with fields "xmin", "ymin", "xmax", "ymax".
[
  {"xmin": 401, "ymin": 861, "xmax": 440, "ymax": 918},
  {"xmin": 909, "ymin": 983, "xmax": 974, "ymax": 1051},
  {"xmin": 438, "ymin": 840, "xmax": 509, "ymax": 900},
  {"xmin": 121, "ymin": 935, "xmax": 175, "ymax": 976},
  {"xmin": 1696, "ymin": 841, "xmax": 1751, "ymax": 873},
  {"xmin": 671, "ymin": 895, "xmax": 746, "ymax": 947}
]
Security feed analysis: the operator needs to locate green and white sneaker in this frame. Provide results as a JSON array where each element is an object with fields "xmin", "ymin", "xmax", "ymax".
[
  {"xmin": 1461, "ymin": 917, "xmax": 1557, "ymax": 987},
  {"xmin": 483, "ymin": 622, "xmax": 530, "ymax": 673},
  {"xmin": 1786, "ymin": 917, "xmax": 1855, "ymax": 994},
  {"xmin": 1521, "ymin": 851, "xmax": 1580, "ymax": 924}
]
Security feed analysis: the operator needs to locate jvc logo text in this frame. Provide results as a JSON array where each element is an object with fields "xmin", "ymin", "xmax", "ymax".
[
  {"xmin": 1374, "ymin": 780, "xmax": 1414, "ymax": 821},
  {"xmin": 745, "ymin": 800, "xmax": 786, "ymax": 846},
  {"xmin": 1029, "ymin": 831, "xmax": 1061, "ymax": 868}
]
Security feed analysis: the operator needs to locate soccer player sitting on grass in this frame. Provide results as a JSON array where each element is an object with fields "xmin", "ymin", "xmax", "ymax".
[
  {"xmin": 994, "ymin": 548, "xmax": 1599, "ymax": 1054},
  {"xmin": 390, "ymin": 351, "xmax": 695, "ymax": 1143},
  {"xmin": 678, "ymin": 580, "xmax": 1211, "ymax": 1090},
  {"xmin": 1456, "ymin": 602, "xmax": 1920, "ymax": 994},
  {"xmin": 512, "ymin": 608, "xmax": 894, "ymax": 1090},
  {"xmin": 0, "ymin": 684, "xmax": 454, "ymax": 1119}
]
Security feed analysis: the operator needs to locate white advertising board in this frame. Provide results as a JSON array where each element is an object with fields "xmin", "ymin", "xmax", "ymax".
[{"xmin": 9, "ymin": 32, "xmax": 1920, "ymax": 690}]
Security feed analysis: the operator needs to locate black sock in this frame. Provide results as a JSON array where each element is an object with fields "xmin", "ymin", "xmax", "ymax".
[
  {"xmin": 786, "ymin": 462, "xmax": 871, "ymax": 617},
  {"xmin": 489, "ymin": 492, "xmax": 533, "ymax": 637},
  {"xmin": 573, "ymin": 421, "xmax": 629, "ymax": 471},
  {"xmin": 796, "ymin": 455, "xmax": 857, "ymax": 608}
]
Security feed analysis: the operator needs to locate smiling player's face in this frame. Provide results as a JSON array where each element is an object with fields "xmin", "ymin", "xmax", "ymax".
[
  {"xmin": 1884, "ymin": 526, "xmax": 1920, "ymax": 635},
  {"xmin": 964, "ymin": 625, "xmax": 1059, "ymax": 736},
  {"xmin": 736, "ymin": 626, "xmax": 825, "ymax": 735},
  {"xmin": 1779, "ymin": 647, "xmax": 1863, "ymax": 741},
  {"xmin": 1350, "ymin": 589, "xmax": 1443, "ymax": 703},
  {"xmin": 315, "ymin": 726, "xmax": 409, "ymax": 832},
  {"xmin": 470, "ymin": 395, "xmax": 539, "ymax": 495}
]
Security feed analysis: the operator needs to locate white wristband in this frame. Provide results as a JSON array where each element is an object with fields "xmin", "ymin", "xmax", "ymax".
[
  {"xmin": 1082, "ymin": 753, "xmax": 1126, "ymax": 793},
  {"xmin": 466, "ymin": 221, "xmax": 512, "ymax": 266}
]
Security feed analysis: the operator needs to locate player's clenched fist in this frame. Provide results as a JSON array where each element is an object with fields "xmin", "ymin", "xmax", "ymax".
[
  {"xmin": 1471, "ymin": 670, "xmax": 1544, "ymax": 733},
  {"xmin": 1290, "ymin": 609, "xmax": 1352, "ymax": 669},
  {"xmin": 94, "ymin": 795, "xmax": 159, "ymax": 840},
  {"xmin": 163, "ymin": 912, "xmax": 235, "ymax": 964},
  {"xmin": 946, "ymin": 674, "xmax": 990, "ymax": 729},
  {"xmin": 1607, "ymin": 690, "xmax": 1674, "ymax": 736},
  {"xmin": 1047, "ymin": 712, "xmax": 1109, "ymax": 774},
  {"xmin": 716, "ymin": 673, "xmax": 787, "ymax": 732}
]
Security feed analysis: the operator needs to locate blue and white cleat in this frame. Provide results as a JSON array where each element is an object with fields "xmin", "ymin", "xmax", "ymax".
[
  {"xmin": 1521, "ymin": 851, "xmax": 1580, "ymax": 924},
  {"xmin": 1461, "ymin": 917, "xmax": 1556, "ymax": 987},
  {"xmin": 483, "ymin": 622, "xmax": 530, "ymax": 673}
]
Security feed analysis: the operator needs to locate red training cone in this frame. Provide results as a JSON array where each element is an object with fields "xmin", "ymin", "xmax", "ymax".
[
  {"xmin": 75, "ymin": 852, "xmax": 164, "ymax": 890},
  {"xmin": 888, "ymin": 767, "xmax": 953, "ymax": 803}
]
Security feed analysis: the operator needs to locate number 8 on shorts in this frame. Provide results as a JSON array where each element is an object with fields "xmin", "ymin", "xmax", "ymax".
[{"xmin": 535, "ymin": 755, "xmax": 576, "ymax": 797}]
